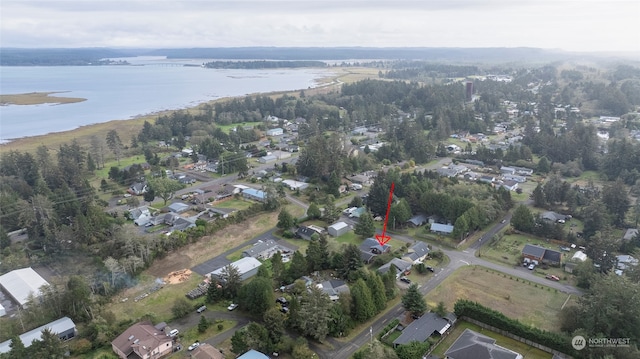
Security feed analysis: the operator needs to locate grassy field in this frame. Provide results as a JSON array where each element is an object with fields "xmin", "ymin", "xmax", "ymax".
[
  {"xmin": 426, "ymin": 266, "xmax": 574, "ymax": 332},
  {"xmin": 216, "ymin": 121, "xmax": 262, "ymax": 133},
  {"xmin": 429, "ymin": 320, "xmax": 552, "ymax": 359},
  {"xmin": 212, "ymin": 198, "xmax": 253, "ymax": 211},
  {"xmin": 0, "ymin": 91, "xmax": 86, "ymax": 105}
]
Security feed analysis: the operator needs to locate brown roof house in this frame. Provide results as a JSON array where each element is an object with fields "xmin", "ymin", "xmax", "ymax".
[
  {"xmin": 112, "ymin": 321, "xmax": 173, "ymax": 359},
  {"xmin": 190, "ymin": 343, "xmax": 224, "ymax": 359}
]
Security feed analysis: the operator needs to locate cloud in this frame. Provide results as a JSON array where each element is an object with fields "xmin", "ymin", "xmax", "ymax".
[{"xmin": 1, "ymin": 0, "xmax": 638, "ymax": 52}]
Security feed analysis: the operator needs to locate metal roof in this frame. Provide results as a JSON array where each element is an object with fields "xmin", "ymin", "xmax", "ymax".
[{"xmin": 0, "ymin": 267, "xmax": 49, "ymax": 306}]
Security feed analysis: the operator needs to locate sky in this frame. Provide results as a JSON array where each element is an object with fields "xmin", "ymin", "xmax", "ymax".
[{"xmin": 2, "ymin": 0, "xmax": 639, "ymax": 53}]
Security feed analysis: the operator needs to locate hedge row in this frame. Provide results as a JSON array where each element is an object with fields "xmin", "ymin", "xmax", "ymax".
[
  {"xmin": 453, "ymin": 299, "xmax": 577, "ymax": 356},
  {"xmin": 378, "ymin": 318, "xmax": 401, "ymax": 340}
]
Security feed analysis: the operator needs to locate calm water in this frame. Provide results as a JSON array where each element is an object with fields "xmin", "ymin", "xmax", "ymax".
[{"xmin": 0, "ymin": 59, "xmax": 327, "ymax": 142}]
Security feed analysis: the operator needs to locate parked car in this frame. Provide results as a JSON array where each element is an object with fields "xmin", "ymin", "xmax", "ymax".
[
  {"xmin": 559, "ymin": 246, "xmax": 571, "ymax": 252},
  {"xmin": 276, "ymin": 297, "xmax": 288, "ymax": 306},
  {"xmin": 425, "ymin": 266, "xmax": 435, "ymax": 272},
  {"xmin": 545, "ymin": 274, "xmax": 560, "ymax": 281},
  {"xmin": 188, "ymin": 342, "xmax": 200, "ymax": 351},
  {"xmin": 528, "ymin": 263, "xmax": 535, "ymax": 270},
  {"xmin": 280, "ymin": 306, "xmax": 290, "ymax": 314},
  {"xmin": 197, "ymin": 305, "xmax": 207, "ymax": 313},
  {"xmin": 168, "ymin": 329, "xmax": 179, "ymax": 337},
  {"xmin": 400, "ymin": 277, "xmax": 411, "ymax": 284},
  {"xmin": 227, "ymin": 303, "xmax": 238, "ymax": 311},
  {"xmin": 501, "ymin": 219, "xmax": 506, "ymax": 224},
  {"xmin": 173, "ymin": 344, "xmax": 182, "ymax": 352}
]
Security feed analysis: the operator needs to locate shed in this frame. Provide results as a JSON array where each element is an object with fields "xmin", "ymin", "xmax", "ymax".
[
  {"xmin": 328, "ymin": 222, "xmax": 349, "ymax": 237},
  {"xmin": 571, "ymin": 251, "xmax": 587, "ymax": 262},
  {"xmin": 258, "ymin": 155, "xmax": 277, "ymax": 164},
  {"xmin": 0, "ymin": 267, "xmax": 49, "ymax": 307}
]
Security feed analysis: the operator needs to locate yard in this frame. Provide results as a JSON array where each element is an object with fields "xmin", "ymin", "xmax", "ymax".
[
  {"xmin": 426, "ymin": 266, "xmax": 575, "ymax": 332},
  {"xmin": 212, "ymin": 198, "xmax": 253, "ymax": 211},
  {"xmin": 429, "ymin": 320, "xmax": 552, "ymax": 359}
]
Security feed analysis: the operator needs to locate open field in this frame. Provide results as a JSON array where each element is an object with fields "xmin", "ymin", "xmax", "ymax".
[
  {"xmin": 426, "ymin": 266, "xmax": 575, "ymax": 332},
  {"xmin": 429, "ymin": 320, "xmax": 552, "ymax": 359},
  {"xmin": 0, "ymin": 91, "xmax": 86, "ymax": 105}
]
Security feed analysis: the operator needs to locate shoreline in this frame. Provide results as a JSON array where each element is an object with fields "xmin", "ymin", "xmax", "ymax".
[{"xmin": 0, "ymin": 67, "xmax": 378, "ymax": 153}]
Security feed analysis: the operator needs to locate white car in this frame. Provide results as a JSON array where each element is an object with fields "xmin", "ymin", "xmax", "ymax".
[
  {"xmin": 227, "ymin": 303, "xmax": 238, "ymax": 311},
  {"xmin": 528, "ymin": 263, "xmax": 535, "ymax": 270},
  {"xmin": 188, "ymin": 342, "xmax": 200, "ymax": 351}
]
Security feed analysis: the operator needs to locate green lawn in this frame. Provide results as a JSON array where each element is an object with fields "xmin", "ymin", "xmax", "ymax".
[
  {"xmin": 479, "ymin": 232, "xmax": 566, "ymax": 267},
  {"xmin": 427, "ymin": 266, "xmax": 574, "ymax": 332},
  {"xmin": 429, "ymin": 320, "xmax": 552, "ymax": 359},
  {"xmin": 213, "ymin": 198, "xmax": 253, "ymax": 211},
  {"xmin": 216, "ymin": 121, "xmax": 262, "ymax": 134}
]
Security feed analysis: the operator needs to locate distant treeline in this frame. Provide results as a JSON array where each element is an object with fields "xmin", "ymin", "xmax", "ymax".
[
  {"xmin": 0, "ymin": 48, "xmax": 137, "ymax": 66},
  {"xmin": 203, "ymin": 60, "xmax": 327, "ymax": 69}
]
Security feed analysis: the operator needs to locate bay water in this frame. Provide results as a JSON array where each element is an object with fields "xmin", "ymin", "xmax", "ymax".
[{"xmin": 0, "ymin": 59, "xmax": 328, "ymax": 143}]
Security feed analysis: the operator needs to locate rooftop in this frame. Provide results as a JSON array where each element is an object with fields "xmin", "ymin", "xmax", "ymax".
[{"xmin": 0, "ymin": 267, "xmax": 49, "ymax": 306}]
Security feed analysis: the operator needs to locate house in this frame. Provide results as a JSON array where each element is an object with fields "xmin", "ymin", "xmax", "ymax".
[
  {"xmin": 347, "ymin": 174, "xmax": 370, "ymax": 185},
  {"xmin": 189, "ymin": 343, "xmax": 224, "ymax": 359},
  {"xmin": 349, "ymin": 207, "xmax": 366, "ymax": 218},
  {"xmin": 328, "ymin": 222, "xmax": 349, "ymax": 237},
  {"xmin": 316, "ymin": 279, "xmax": 350, "ymax": 301},
  {"xmin": 172, "ymin": 217, "xmax": 196, "ymax": 232},
  {"xmin": 0, "ymin": 317, "xmax": 76, "ymax": 354},
  {"xmin": 616, "ymin": 255, "xmax": 639, "ymax": 271},
  {"xmin": 623, "ymin": 228, "xmax": 638, "ymax": 241},
  {"xmin": 501, "ymin": 180, "xmax": 519, "ymax": 191},
  {"xmin": 378, "ymin": 258, "xmax": 413, "ymax": 278},
  {"xmin": 359, "ymin": 237, "xmax": 391, "ymax": 263},
  {"xmin": 296, "ymin": 226, "xmax": 317, "ymax": 241},
  {"xmin": 430, "ymin": 223, "xmax": 454, "ymax": 235},
  {"xmin": 241, "ymin": 240, "xmax": 288, "ymax": 260},
  {"xmin": 500, "ymin": 166, "xmax": 516, "ymax": 175},
  {"xmin": 129, "ymin": 182, "xmax": 148, "ymax": 195},
  {"xmin": 130, "ymin": 206, "xmax": 153, "ymax": 226},
  {"xmin": 111, "ymin": 321, "xmax": 173, "ymax": 359},
  {"xmin": 210, "ymin": 257, "xmax": 262, "ymax": 282},
  {"xmin": 478, "ymin": 175, "xmax": 495, "ymax": 184},
  {"xmin": 392, "ymin": 312, "xmax": 453, "ymax": 348},
  {"xmin": 242, "ymin": 188, "xmax": 267, "ymax": 202},
  {"xmin": 521, "ymin": 244, "xmax": 546, "ymax": 262},
  {"xmin": 266, "ymin": 128, "xmax": 284, "ymax": 136},
  {"xmin": 403, "ymin": 242, "xmax": 430, "ymax": 264},
  {"xmin": 237, "ymin": 349, "xmax": 270, "ymax": 359},
  {"xmin": 271, "ymin": 150, "xmax": 292, "ymax": 160},
  {"xmin": 258, "ymin": 155, "xmax": 277, "ymax": 164},
  {"xmin": 522, "ymin": 244, "xmax": 562, "ymax": 265},
  {"xmin": 168, "ymin": 202, "xmax": 190, "ymax": 213},
  {"xmin": 503, "ymin": 174, "xmax": 527, "ymax": 183},
  {"xmin": 513, "ymin": 166, "xmax": 534, "ymax": 176},
  {"xmin": 0, "ymin": 267, "xmax": 49, "ymax": 307},
  {"xmin": 208, "ymin": 207, "xmax": 237, "ymax": 219},
  {"xmin": 282, "ymin": 179, "xmax": 309, "ymax": 191},
  {"xmin": 407, "ymin": 213, "xmax": 428, "ymax": 227},
  {"xmin": 444, "ymin": 328, "xmax": 523, "ymax": 359},
  {"xmin": 541, "ymin": 211, "xmax": 567, "ymax": 223},
  {"xmin": 178, "ymin": 176, "xmax": 196, "ymax": 185},
  {"xmin": 437, "ymin": 168, "xmax": 459, "ymax": 178}
]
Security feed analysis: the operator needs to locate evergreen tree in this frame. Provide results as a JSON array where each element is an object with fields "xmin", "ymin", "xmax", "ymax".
[
  {"xmin": 287, "ymin": 251, "xmax": 308, "ymax": 282},
  {"xmin": 350, "ymin": 278, "xmax": 376, "ymax": 322},
  {"xmin": 401, "ymin": 284, "xmax": 427, "ymax": 317},
  {"xmin": 306, "ymin": 202, "xmax": 321, "ymax": 219},
  {"xmin": 7, "ymin": 336, "xmax": 26, "ymax": 359},
  {"xmin": 198, "ymin": 315, "xmax": 210, "ymax": 333},
  {"xmin": 219, "ymin": 264, "xmax": 243, "ymax": 299},
  {"xmin": 366, "ymin": 272, "xmax": 388, "ymax": 312},
  {"xmin": 231, "ymin": 330, "xmax": 248, "ymax": 354},
  {"xmin": 354, "ymin": 210, "xmax": 376, "ymax": 238},
  {"xmin": 238, "ymin": 277, "xmax": 274, "ymax": 317},
  {"xmin": 271, "ymin": 252, "xmax": 285, "ymax": 286},
  {"xmin": 277, "ymin": 208, "xmax": 294, "ymax": 230},
  {"xmin": 511, "ymin": 204, "xmax": 534, "ymax": 233},
  {"xmin": 299, "ymin": 286, "xmax": 332, "ymax": 341},
  {"xmin": 532, "ymin": 183, "xmax": 546, "ymax": 208},
  {"xmin": 340, "ymin": 244, "xmax": 364, "ymax": 280},
  {"xmin": 206, "ymin": 282, "xmax": 222, "ymax": 303},
  {"xmin": 537, "ymin": 156, "xmax": 550, "ymax": 173}
]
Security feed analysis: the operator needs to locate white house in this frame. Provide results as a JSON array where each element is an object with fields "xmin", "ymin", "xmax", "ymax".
[{"xmin": 266, "ymin": 128, "xmax": 284, "ymax": 136}]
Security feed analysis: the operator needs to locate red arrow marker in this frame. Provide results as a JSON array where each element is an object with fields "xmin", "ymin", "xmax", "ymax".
[{"xmin": 375, "ymin": 182, "xmax": 395, "ymax": 246}]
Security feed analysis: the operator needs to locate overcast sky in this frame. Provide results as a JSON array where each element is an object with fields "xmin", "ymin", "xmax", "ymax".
[{"xmin": 2, "ymin": 0, "xmax": 639, "ymax": 53}]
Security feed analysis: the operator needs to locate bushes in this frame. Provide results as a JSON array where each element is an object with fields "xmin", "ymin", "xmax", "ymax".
[
  {"xmin": 378, "ymin": 318, "xmax": 400, "ymax": 340},
  {"xmin": 453, "ymin": 299, "xmax": 577, "ymax": 356}
]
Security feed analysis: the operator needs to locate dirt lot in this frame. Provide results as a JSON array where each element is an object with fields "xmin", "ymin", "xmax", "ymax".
[{"xmin": 145, "ymin": 210, "xmax": 279, "ymax": 278}]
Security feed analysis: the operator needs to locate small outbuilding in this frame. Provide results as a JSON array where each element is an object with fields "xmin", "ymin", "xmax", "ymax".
[
  {"xmin": 327, "ymin": 222, "xmax": 349, "ymax": 237},
  {"xmin": 0, "ymin": 267, "xmax": 49, "ymax": 307}
]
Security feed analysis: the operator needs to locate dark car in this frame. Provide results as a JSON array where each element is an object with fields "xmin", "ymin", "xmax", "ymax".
[
  {"xmin": 276, "ymin": 297, "xmax": 288, "ymax": 306},
  {"xmin": 400, "ymin": 277, "xmax": 411, "ymax": 284},
  {"xmin": 425, "ymin": 266, "xmax": 435, "ymax": 272}
]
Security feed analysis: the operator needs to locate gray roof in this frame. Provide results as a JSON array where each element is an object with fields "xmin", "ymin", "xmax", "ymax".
[
  {"xmin": 378, "ymin": 258, "xmax": 413, "ymax": 275},
  {"xmin": 407, "ymin": 213, "xmax": 428, "ymax": 226},
  {"xmin": 393, "ymin": 312, "xmax": 451, "ymax": 346},
  {"xmin": 405, "ymin": 242, "xmax": 430, "ymax": 262},
  {"xmin": 444, "ymin": 328, "xmax": 521, "ymax": 359},
  {"xmin": 168, "ymin": 202, "xmax": 190, "ymax": 213},
  {"xmin": 542, "ymin": 248, "xmax": 562, "ymax": 263},
  {"xmin": 522, "ymin": 244, "xmax": 546, "ymax": 259},
  {"xmin": 430, "ymin": 223, "xmax": 454, "ymax": 234},
  {"xmin": 541, "ymin": 211, "xmax": 565, "ymax": 222},
  {"xmin": 0, "ymin": 267, "xmax": 49, "ymax": 306},
  {"xmin": 360, "ymin": 237, "xmax": 391, "ymax": 253},
  {"xmin": 0, "ymin": 317, "xmax": 75, "ymax": 353},
  {"xmin": 242, "ymin": 240, "xmax": 279, "ymax": 258}
]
